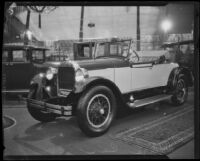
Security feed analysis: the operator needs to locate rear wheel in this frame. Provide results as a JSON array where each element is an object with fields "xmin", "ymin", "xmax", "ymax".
[
  {"xmin": 171, "ymin": 74, "xmax": 188, "ymax": 105},
  {"xmin": 76, "ymin": 86, "xmax": 117, "ymax": 137},
  {"xmin": 27, "ymin": 86, "xmax": 57, "ymax": 122}
]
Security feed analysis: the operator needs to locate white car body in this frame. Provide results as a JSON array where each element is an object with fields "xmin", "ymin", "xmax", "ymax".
[{"xmin": 88, "ymin": 47, "xmax": 179, "ymax": 94}]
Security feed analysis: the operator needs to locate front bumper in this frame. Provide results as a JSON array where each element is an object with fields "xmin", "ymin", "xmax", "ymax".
[{"xmin": 27, "ymin": 98, "xmax": 72, "ymax": 116}]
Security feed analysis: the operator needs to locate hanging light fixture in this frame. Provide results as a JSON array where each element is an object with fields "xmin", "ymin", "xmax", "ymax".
[{"xmin": 27, "ymin": 6, "xmax": 57, "ymax": 29}]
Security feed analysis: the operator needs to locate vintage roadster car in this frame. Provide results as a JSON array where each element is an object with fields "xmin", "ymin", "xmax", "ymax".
[{"xmin": 26, "ymin": 38, "xmax": 193, "ymax": 137}]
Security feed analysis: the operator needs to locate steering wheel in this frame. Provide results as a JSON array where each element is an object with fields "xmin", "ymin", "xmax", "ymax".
[{"xmin": 128, "ymin": 49, "xmax": 140, "ymax": 63}]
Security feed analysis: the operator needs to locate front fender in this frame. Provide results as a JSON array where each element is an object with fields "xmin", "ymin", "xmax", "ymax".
[
  {"xmin": 74, "ymin": 76, "xmax": 123, "ymax": 101},
  {"xmin": 168, "ymin": 66, "xmax": 193, "ymax": 90},
  {"xmin": 29, "ymin": 73, "xmax": 46, "ymax": 98}
]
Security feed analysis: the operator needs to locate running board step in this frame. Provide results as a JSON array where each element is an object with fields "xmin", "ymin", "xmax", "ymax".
[{"xmin": 127, "ymin": 94, "xmax": 172, "ymax": 109}]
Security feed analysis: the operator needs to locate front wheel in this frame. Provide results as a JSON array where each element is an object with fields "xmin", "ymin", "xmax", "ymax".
[
  {"xmin": 171, "ymin": 74, "xmax": 188, "ymax": 105},
  {"xmin": 76, "ymin": 86, "xmax": 117, "ymax": 137}
]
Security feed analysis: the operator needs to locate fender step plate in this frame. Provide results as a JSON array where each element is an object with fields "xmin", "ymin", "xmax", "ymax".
[{"xmin": 127, "ymin": 94, "xmax": 172, "ymax": 108}]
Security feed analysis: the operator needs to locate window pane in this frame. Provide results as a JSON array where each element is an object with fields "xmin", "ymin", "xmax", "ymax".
[
  {"xmin": 96, "ymin": 43, "xmax": 105, "ymax": 57},
  {"xmin": 76, "ymin": 44, "xmax": 92, "ymax": 59},
  {"xmin": 120, "ymin": 41, "xmax": 130, "ymax": 57},
  {"xmin": 3, "ymin": 51, "xmax": 8, "ymax": 62},
  {"xmin": 12, "ymin": 50, "xmax": 27, "ymax": 62},
  {"xmin": 96, "ymin": 40, "xmax": 131, "ymax": 58},
  {"xmin": 110, "ymin": 44, "xmax": 118, "ymax": 55},
  {"xmin": 32, "ymin": 50, "xmax": 44, "ymax": 61},
  {"xmin": 83, "ymin": 47, "xmax": 90, "ymax": 58}
]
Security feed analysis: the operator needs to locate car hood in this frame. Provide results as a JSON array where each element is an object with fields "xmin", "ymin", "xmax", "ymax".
[
  {"xmin": 77, "ymin": 58, "xmax": 129, "ymax": 70},
  {"xmin": 34, "ymin": 57, "xmax": 129, "ymax": 71}
]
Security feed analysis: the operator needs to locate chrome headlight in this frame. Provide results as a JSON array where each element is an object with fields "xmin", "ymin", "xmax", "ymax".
[
  {"xmin": 74, "ymin": 68, "xmax": 89, "ymax": 93},
  {"xmin": 46, "ymin": 67, "xmax": 58, "ymax": 80},
  {"xmin": 75, "ymin": 68, "xmax": 89, "ymax": 82}
]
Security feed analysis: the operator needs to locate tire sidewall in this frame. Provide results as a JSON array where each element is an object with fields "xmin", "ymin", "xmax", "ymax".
[
  {"xmin": 171, "ymin": 74, "xmax": 188, "ymax": 105},
  {"xmin": 77, "ymin": 86, "xmax": 117, "ymax": 136}
]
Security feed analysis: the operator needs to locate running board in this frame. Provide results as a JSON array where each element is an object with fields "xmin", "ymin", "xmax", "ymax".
[{"xmin": 127, "ymin": 94, "xmax": 172, "ymax": 109}]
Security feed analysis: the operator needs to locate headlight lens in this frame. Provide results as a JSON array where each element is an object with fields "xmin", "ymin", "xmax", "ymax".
[
  {"xmin": 75, "ymin": 68, "xmax": 89, "ymax": 82},
  {"xmin": 46, "ymin": 67, "xmax": 57, "ymax": 80}
]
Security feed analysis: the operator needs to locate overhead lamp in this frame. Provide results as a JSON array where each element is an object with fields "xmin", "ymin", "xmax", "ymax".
[{"xmin": 161, "ymin": 19, "xmax": 172, "ymax": 33}]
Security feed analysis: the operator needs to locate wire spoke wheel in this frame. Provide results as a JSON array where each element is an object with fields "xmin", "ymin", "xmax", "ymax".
[
  {"xmin": 87, "ymin": 94, "xmax": 111, "ymax": 128},
  {"xmin": 77, "ymin": 85, "xmax": 117, "ymax": 137}
]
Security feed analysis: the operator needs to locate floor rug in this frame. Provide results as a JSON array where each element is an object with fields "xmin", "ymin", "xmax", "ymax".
[{"xmin": 112, "ymin": 107, "xmax": 194, "ymax": 155}]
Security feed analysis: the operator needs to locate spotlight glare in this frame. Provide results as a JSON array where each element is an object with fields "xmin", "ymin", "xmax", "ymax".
[{"xmin": 161, "ymin": 20, "xmax": 172, "ymax": 32}]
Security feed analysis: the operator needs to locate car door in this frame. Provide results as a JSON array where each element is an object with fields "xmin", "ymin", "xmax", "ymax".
[
  {"xmin": 111, "ymin": 42, "xmax": 132, "ymax": 94},
  {"xmin": 131, "ymin": 62, "xmax": 154, "ymax": 91}
]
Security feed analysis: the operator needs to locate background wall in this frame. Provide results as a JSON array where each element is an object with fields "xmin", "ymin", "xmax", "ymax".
[{"xmin": 4, "ymin": 4, "xmax": 194, "ymax": 53}]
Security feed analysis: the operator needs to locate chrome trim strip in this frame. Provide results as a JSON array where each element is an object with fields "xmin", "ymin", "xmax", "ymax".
[{"xmin": 131, "ymin": 63, "xmax": 153, "ymax": 68}]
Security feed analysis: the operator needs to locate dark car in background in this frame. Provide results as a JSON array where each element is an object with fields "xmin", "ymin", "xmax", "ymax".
[
  {"xmin": 162, "ymin": 40, "xmax": 194, "ymax": 75},
  {"xmin": 2, "ymin": 41, "xmax": 99, "ymax": 97},
  {"xmin": 2, "ymin": 43, "xmax": 49, "ymax": 97}
]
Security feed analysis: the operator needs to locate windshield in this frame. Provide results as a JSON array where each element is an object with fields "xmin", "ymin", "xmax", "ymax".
[{"xmin": 95, "ymin": 40, "xmax": 131, "ymax": 58}]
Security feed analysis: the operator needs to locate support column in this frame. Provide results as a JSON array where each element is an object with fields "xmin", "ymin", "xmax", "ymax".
[
  {"xmin": 136, "ymin": 6, "xmax": 140, "ymax": 51},
  {"xmin": 79, "ymin": 6, "xmax": 84, "ymax": 42}
]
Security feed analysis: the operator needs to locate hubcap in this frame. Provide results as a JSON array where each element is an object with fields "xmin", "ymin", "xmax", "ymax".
[
  {"xmin": 86, "ymin": 94, "xmax": 111, "ymax": 128},
  {"xmin": 100, "ymin": 109, "xmax": 105, "ymax": 115}
]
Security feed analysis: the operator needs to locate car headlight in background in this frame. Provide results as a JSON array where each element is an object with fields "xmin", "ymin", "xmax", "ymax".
[
  {"xmin": 46, "ymin": 70, "xmax": 54, "ymax": 80},
  {"xmin": 46, "ymin": 67, "xmax": 58, "ymax": 80},
  {"xmin": 39, "ymin": 73, "xmax": 45, "ymax": 78}
]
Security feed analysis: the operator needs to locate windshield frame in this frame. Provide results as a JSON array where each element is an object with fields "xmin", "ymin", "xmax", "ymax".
[{"xmin": 94, "ymin": 39, "xmax": 132, "ymax": 59}]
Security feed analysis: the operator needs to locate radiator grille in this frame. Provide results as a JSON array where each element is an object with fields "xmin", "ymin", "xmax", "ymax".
[{"xmin": 58, "ymin": 67, "xmax": 75, "ymax": 90}]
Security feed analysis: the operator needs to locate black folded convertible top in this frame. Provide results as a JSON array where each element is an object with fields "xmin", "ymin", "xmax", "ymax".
[{"xmin": 161, "ymin": 40, "xmax": 194, "ymax": 48}]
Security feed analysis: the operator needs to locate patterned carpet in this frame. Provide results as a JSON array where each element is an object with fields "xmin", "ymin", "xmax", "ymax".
[{"xmin": 111, "ymin": 107, "xmax": 194, "ymax": 155}]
